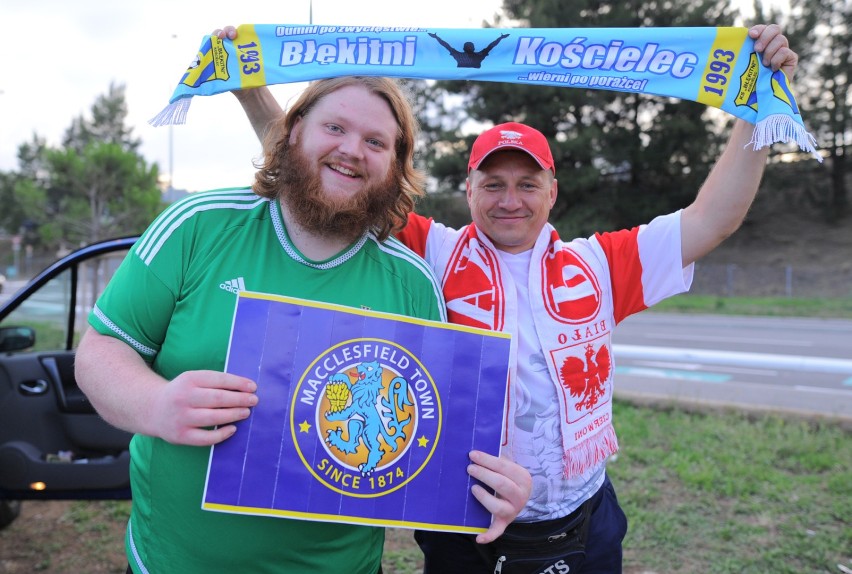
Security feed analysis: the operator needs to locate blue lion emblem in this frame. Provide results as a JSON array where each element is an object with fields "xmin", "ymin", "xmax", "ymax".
[{"xmin": 324, "ymin": 360, "xmax": 413, "ymax": 475}]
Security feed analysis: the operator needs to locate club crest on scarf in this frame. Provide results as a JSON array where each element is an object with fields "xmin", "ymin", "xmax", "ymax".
[
  {"xmin": 734, "ymin": 52, "xmax": 800, "ymax": 117},
  {"xmin": 556, "ymin": 339, "xmax": 612, "ymax": 413},
  {"xmin": 543, "ymin": 236, "xmax": 603, "ymax": 324},
  {"xmin": 735, "ymin": 52, "xmax": 761, "ymax": 111},
  {"xmin": 181, "ymin": 35, "xmax": 230, "ymax": 88},
  {"xmin": 549, "ymin": 335, "xmax": 617, "ymax": 476},
  {"xmin": 291, "ymin": 339, "xmax": 441, "ymax": 497}
]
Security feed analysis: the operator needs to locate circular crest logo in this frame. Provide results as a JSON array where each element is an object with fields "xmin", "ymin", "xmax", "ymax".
[
  {"xmin": 290, "ymin": 338, "xmax": 441, "ymax": 497},
  {"xmin": 542, "ymin": 244, "xmax": 602, "ymax": 324}
]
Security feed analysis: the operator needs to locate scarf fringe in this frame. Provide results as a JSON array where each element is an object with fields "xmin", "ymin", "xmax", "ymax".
[
  {"xmin": 562, "ymin": 423, "xmax": 619, "ymax": 479},
  {"xmin": 750, "ymin": 114, "xmax": 823, "ymax": 163},
  {"xmin": 148, "ymin": 97, "xmax": 192, "ymax": 127}
]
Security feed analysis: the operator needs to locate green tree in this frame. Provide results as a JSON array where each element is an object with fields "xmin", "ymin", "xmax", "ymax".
[
  {"xmin": 0, "ymin": 85, "xmax": 163, "ymax": 251},
  {"xmin": 787, "ymin": 0, "xmax": 850, "ymax": 222},
  {"xmin": 0, "ymin": 135, "xmax": 49, "ymax": 244},
  {"xmin": 44, "ymin": 142, "xmax": 161, "ymax": 246},
  {"xmin": 745, "ymin": 0, "xmax": 849, "ymax": 224},
  {"xmin": 62, "ymin": 82, "xmax": 141, "ymax": 154},
  {"xmin": 419, "ymin": 0, "xmax": 744, "ymax": 237}
]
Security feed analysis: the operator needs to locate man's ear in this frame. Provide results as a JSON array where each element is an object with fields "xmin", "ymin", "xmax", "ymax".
[
  {"xmin": 466, "ymin": 178, "xmax": 473, "ymax": 205},
  {"xmin": 550, "ymin": 178, "xmax": 558, "ymax": 209}
]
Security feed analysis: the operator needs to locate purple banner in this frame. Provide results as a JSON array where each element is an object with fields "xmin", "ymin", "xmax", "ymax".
[{"xmin": 203, "ymin": 291, "xmax": 511, "ymax": 533}]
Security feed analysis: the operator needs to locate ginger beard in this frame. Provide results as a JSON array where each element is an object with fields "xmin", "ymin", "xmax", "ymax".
[{"xmin": 277, "ymin": 137, "xmax": 402, "ymax": 242}]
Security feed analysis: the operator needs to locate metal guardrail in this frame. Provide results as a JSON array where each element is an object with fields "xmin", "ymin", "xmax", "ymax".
[{"xmin": 614, "ymin": 344, "xmax": 852, "ymax": 375}]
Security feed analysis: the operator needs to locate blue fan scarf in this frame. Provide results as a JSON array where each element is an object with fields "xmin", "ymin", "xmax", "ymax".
[{"xmin": 151, "ymin": 24, "xmax": 820, "ymax": 161}]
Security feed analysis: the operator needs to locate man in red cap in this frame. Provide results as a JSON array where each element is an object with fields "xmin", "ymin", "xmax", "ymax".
[
  {"xmin": 222, "ymin": 22, "xmax": 797, "ymax": 574},
  {"xmin": 397, "ymin": 120, "xmax": 631, "ymax": 573}
]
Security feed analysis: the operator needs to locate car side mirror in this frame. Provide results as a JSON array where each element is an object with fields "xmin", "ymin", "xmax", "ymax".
[{"xmin": 0, "ymin": 326, "xmax": 36, "ymax": 353}]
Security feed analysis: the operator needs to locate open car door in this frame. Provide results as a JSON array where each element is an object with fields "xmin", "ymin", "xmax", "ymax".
[{"xmin": 0, "ymin": 237, "xmax": 138, "ymax": 529}]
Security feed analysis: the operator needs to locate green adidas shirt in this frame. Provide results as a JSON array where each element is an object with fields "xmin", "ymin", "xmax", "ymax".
[{"xmin": 89, "ymin": 188, "xmax": 445, "ymax": 574}]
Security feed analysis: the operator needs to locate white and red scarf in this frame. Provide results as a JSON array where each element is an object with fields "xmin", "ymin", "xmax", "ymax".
[{"xmin": 399, "ymin": 212, "xmax": 692, "ymax": 477}]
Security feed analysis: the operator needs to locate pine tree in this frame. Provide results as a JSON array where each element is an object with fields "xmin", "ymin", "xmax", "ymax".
[
  {"xmin": 0, "ymin": 86, "xmax": 162, "ymax": 250},
  {"xmin": 788, "ymin": 0, "xmax": 849, "ymax": 222}
]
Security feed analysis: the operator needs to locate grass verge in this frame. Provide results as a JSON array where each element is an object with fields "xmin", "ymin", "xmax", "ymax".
[
  {"xmin": 608, "ymin": 401, "xmax": 850, "ymax": 574},
  {"xmin": 652, "ymin": 294, "xmax": 852, "ymax": 319},
  {"xmin": 383, "ymin": 401, "xmax": 851, "ymax": 574}
]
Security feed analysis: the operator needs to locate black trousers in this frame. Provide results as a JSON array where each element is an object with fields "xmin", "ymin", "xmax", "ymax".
[{"xmin": 414, "ymin": 475, "xmax": 628, "ymax": 574}]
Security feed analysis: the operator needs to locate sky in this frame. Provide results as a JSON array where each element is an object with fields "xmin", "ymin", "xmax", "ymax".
[
  {"xmin": 2, "ymin": 0, "xmax": 506, "ymax": 193},
  {"xmin": 3, "ymin": 0, "xmax": 774, "ymax": 193}
]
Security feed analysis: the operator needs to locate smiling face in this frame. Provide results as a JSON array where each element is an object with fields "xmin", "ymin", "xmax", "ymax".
[
  {"xmin": 467, "ymin": 150, "xmax": 557, "ymax": 254},
  {"xmin": 278, "ymin": 136, "xmax": 402, "ymax": 242},
  {"xmin": 289, "ymin": 84, "xmax": 398, "ymax": 204},
  {"xmin": 253, "ymin": 77, "xmax": 426, "ymax": 242}
]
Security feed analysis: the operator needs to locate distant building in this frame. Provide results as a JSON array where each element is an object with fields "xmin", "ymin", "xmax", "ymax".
[{"xmin": 162, "ymin": 187, "xmax": 190, "ymax": 204}]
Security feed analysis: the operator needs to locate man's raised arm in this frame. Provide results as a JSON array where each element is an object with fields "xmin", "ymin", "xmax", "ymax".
[
  {"xmin": 215, "ymin": 27, "xmax": 284, "ymax": 145},
  {"xmin": 680, "ymin": 24, "xmax": 799, "ymax": 267}
]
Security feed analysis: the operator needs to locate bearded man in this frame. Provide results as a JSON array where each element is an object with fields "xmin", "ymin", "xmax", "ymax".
[{"xmin": 75, "ymin": 76, "xmax": 530, "ymax": 574}]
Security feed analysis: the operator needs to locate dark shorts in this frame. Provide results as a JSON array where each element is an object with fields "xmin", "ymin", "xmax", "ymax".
[{"xmin": 414, "ymin": 474, "xmax": 628, "ymax": 574}]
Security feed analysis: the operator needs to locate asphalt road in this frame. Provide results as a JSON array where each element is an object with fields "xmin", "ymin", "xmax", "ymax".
[
  {"xmin": 0, "ymin": 279, "xmax": 26, "ymax": 305},
  {"xmin": 612, "ymin": 313, "xmax": 852, "ymax": 421}
]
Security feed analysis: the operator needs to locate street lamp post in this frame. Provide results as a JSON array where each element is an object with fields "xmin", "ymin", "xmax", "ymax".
[
  {"xmin": 168, "ymin": 123, "xmax": 174, "ymax": 192},
  {"xmin": 168, "ymin": 33, "xmax": 178, "ymax": 193}
]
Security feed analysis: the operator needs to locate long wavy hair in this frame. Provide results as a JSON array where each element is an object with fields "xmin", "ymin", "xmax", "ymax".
[{"xmin": 253, "ymin": 77, "xmax": 425, "ymax": 241}]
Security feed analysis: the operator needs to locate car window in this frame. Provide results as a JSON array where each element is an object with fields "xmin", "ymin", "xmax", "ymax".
[{"xmin": 0, "ymin": 249, "xmax": 129, "ymax": 353}]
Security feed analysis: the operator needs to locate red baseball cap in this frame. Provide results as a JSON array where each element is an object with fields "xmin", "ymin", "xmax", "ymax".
[{"xmin": 468, "ymin": 122, "xmax": 555, "ymax": 174}]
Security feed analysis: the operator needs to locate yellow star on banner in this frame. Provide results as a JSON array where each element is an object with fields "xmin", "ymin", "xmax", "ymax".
[
  {"xmin": 299, "ymin": 420, "xmax": 312, "ymax": 433},
  {"xmin": 417, "ymin": 435, "xmax": 430, "ymax": 447}
]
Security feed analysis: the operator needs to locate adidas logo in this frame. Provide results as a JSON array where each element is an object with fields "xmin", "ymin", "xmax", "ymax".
[{"xmin": 219, "ymin": 277, "xmax": 246, "ymax": 294}]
